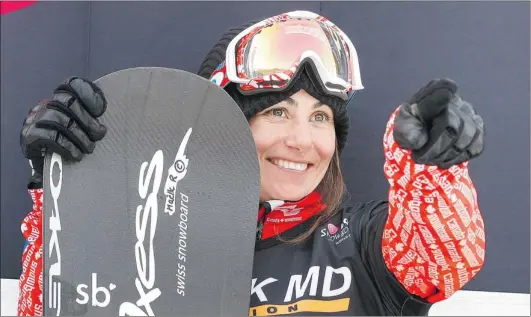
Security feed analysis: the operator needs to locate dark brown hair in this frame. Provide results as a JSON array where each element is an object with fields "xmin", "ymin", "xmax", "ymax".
[{"xmin": 280, "ymin": 146, "xmax": 347, "ymax": 244}]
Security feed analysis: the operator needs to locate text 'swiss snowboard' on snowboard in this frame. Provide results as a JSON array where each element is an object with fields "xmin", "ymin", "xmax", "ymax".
[{"xmin": 43, "ymin": 67, "xmax": 260, "ymax": 316}]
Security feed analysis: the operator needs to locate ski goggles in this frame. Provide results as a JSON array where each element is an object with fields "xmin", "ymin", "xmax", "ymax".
[{"xmin": 209, "ymin": 11, "xmax": 364, "ymax": 101}]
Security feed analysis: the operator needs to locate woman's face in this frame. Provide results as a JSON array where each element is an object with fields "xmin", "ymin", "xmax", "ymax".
[{"xmin": 249, "ymin": 89, "xmax": 336, "ymax": 202}]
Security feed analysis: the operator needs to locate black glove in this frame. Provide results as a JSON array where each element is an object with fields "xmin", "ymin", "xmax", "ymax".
[
  {"xmin": 393, "ymin": 78, "xmax": 485, "ymax": 169},
  {"xmin": 20, "ymin": 77, "xmax": 108, "ymax": 186}
]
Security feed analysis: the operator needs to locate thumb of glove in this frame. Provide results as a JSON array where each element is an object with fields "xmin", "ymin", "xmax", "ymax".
[{"xmin": 393, "ymin": 102, "xmax": 429, "ymax": 150}]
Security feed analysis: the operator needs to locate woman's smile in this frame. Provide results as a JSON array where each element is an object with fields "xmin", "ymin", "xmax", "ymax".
[{"xmin": 267, "ymin": 158, "xmax": 314, "ymax": 172}]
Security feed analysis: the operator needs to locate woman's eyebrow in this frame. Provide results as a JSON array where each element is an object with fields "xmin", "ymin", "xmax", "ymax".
[
  {"xmin": 313, "ymin": 101, "xmax": 325, "ymax": 109},
  {"xmin": 285, "ymin": 97, "xmax": 297, "ymax": 107}
]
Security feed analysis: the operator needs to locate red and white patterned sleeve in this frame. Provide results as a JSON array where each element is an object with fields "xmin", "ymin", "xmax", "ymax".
[
  {"xmin": 381, "ymin": 107, "xmax": 486, "ymax": 303},
  {"xmin": 18, "ymin": 188, "xmax": 44, "ymax": 316}
]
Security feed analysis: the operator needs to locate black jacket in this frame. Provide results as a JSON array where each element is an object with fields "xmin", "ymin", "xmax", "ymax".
[{"xmin": 250, "ymin": 200, "xmax": 432, "ymax": 316}]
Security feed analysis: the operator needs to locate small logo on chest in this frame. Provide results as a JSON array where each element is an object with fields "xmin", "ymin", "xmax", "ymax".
[{"xmin": 321, "ymin": 218, "xmax": 351, "ymax": 245}]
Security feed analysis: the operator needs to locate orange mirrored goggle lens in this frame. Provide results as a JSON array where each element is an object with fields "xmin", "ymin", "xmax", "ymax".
[{"xmin": 236, "ymin": 18, "xmax": 352, "ymax": 84}]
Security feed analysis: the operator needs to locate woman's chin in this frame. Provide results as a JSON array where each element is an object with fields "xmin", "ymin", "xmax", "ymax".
[{"xmin": 261, "ymin": 187, "xmax": 312, "ymax": 202}]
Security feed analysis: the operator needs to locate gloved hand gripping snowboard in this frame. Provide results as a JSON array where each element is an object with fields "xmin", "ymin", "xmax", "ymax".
[{"xmin": 20, "ymin": 77, "xmax": 108, "ymax": 187}]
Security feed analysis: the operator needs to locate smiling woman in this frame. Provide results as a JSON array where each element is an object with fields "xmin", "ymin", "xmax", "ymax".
[
  {"xmin": 17, "ymin": 10, "xmax": 487, "ymax": 316},
  {"xmin": 250, "ymin": 89, "xmax": 337, "ymax": 202},
  {"xmin": 249, "ymin": 87, "xmax": 345, "ymax": 243}
]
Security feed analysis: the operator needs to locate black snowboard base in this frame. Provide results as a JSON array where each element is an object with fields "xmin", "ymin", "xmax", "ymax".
[{"xmin": 43, "ymin": 67, "xmax": 260, "ymax": 316}]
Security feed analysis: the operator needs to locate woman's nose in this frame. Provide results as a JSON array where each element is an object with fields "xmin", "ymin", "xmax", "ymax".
[{"xmin": 284, "ymin": 120, "xmax": 313, "ymax": 152}]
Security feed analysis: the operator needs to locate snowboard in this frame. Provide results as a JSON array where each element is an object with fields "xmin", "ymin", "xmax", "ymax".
[{"xmin": 42, "ymin": 67, "xmax": 260, "ymax": 316}]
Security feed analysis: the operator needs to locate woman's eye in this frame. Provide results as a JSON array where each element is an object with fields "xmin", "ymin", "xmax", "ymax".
[
  {"xmin": 269, "ymin": 108, "xmax": 285, "ymax": 117},
  {"xmin": 313, "ymin": 112, "xmax": 330, "ymax": 122}
]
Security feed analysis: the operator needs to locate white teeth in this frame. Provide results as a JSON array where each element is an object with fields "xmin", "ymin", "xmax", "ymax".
[{"xmin": 272, "ymin": 159, "xmax": 308, "ymax": 171}]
